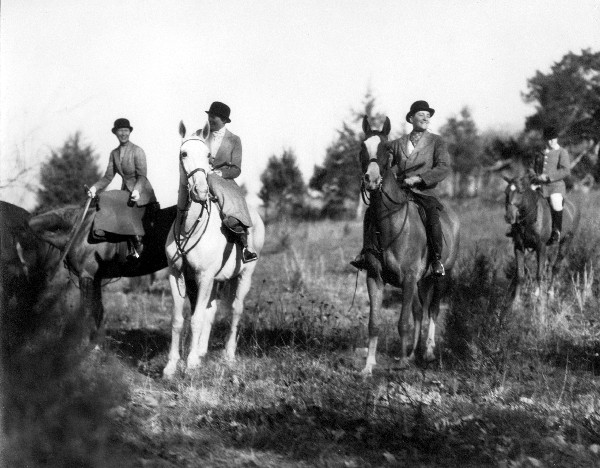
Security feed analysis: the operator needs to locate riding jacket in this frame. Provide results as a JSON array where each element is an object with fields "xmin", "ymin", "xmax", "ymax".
[
  {"xmin": 93, "ymin": 141, "xmax": 157, "ymax": 206},
  {"xmin": 209, "ymin": 130, "xmax": 242, "ymax": 180},
  {"xmin": 386, "ymin": 131, "xmax": 450, "ymax": 198},
  {"xmin": 529, "ymin": 146, "xmax": 570, "ymax": 197}
]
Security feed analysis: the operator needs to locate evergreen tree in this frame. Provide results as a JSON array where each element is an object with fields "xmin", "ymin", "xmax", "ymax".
[
  {"xmin": 37, "ymin": 132, "xmax": 101, "ymax": 211},
  {"xmin": 439, "ymin": 107, "xmax": 483, "ymax": 197},
  {"xmin": 309, "ymin": 89, "xmax": 390, "ymax": 219},
  {"xmin": 258, "ymin": 149, "xmax": 306, "ymax": 221},
  {"xmin": 523, "ymin": 49, "xmax": 600, "ymax": 180}
]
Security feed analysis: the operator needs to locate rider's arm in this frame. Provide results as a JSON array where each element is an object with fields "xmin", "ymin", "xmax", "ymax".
[
  {"xmin": 132, "ymin": 146, "xmax": 148, "ymax": 194},
  {"xmin": 217, "ymin": 136, "xmax": 242, "ymax": 179},
  {"xmin": 548, "ymin": 148, "xmax": 571, "ymax": 183}
]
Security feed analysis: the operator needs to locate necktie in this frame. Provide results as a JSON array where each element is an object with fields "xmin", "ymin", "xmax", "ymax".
[{"xmin": 410, "ymin": 132, "xmax": 423, "ymax": 147}]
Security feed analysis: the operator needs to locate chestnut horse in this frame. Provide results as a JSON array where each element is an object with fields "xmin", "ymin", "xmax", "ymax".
[
  {"xmin": 358, "ymin": 116, "xmax": 460, "ymax": 374},
  {"xmin": 503, "ymin": 175, "xmax": 580, "ymax": 299},
  {"xmin": 162, "ymin": 121, "xmax": 265, "ymax": 378}
]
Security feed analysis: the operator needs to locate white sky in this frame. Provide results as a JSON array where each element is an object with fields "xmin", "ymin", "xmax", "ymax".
[{"xmin": 1, "ymin": 0, "xmax": 599, "ymax": 209}]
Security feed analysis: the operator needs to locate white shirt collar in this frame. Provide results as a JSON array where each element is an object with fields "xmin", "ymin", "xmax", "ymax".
[{"xmin": 211, "ymin": 126, "xmax": 226, "ymax": 137}]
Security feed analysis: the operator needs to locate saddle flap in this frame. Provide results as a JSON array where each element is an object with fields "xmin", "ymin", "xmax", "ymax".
[{"xmin": 93, "ymin": 190, "xmax": 146, "ymax": 238}]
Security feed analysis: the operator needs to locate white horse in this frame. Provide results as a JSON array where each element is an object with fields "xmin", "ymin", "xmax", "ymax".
[{"xmin": 163, "ymin": 121, "xmax": 265, "ymax": 378}]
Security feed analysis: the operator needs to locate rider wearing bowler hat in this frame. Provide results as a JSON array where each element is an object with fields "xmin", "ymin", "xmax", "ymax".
[
  {"xmin": 87, "ymin": 118, "xmax": 157, "ymax": 258},
  {"xmin": 351, "ymin": 100, "xmax": 450, "ymax": 276},
  {"xmin": 204, "ymin": 101, "xmax": 257, "ymax": 263}
]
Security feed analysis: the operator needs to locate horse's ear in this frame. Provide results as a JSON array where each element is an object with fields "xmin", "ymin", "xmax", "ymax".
[
  {"xmin": 179, "ymin": 121, "xmax": 186, "ymax": 138},
  {"xmin": 382, "ymin": 117, "xmax": 391, "ymax": 136},
  {"xmin": 200, "ymin": 121, "xmax": 210, "ymax": 140},
  {"xmin": 362, "ymin": 115, "xmax": 372, "ymax": 135}
]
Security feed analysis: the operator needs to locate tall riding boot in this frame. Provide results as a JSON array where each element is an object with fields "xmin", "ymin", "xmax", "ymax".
[
  {"xmin": 547, "ymin": 208, "xmax": 563, "ymax": 245},
  {"xmin": 127, "ymin": 235, "xmax": 143, "ymax": 260},
  {"xmin": 428, "ymin": 220, "xmax": 445, "ymax": 276},
  {"xmin": 238, "ymin": 230, "xmax": 258, "ymax": 264}
]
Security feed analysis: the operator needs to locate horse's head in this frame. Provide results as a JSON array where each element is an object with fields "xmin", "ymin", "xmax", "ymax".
[
  {"xmin": 503, "ymin": 175, "xmax": 528, "ymax": 224},
  {"xmin": 359, "ymin": 115, "xmax": 391, "ymax": 191},
  {"xmin": 178, "ymin": 120, "xmax": 211, "ymax": 204}
]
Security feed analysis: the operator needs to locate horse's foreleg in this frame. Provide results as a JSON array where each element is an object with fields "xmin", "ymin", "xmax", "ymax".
[
  {"xmin": 80, "ymin": 277, "xmax": 104, "ymax": 347},
  {"xmin": 163, "ymin": 271, "xmax": 186, "ymax": 379},
  {"xmin": 187, "ymin": 275, "xmax": 216, "ymax": 372},
  {"xmin": 409, "ymin": 287, "xmax": 424, "ymax": 363},
  {"xmin": 224, "ymin": 275, "xmax": 249, "ymax": 362},
  {"xmin": 398, "ymin": 276, "xmax": 418, "ymax": 369},
  {"xmin": 548, "ymin": 243, "xmax": 566, "ymax": 299},
  {"xmin": 534, "ymin": 244, "xmax": 547, "ymax": 298},
  {"xmin": 362, "ymin": 274, "xmax": 384, "ymax": 376},
  {"xmin": 423, "ymin": 277, "xmax": 442, "ymax": 363},
  {"xmin": 511, "ymin": 248, "xmax": 525, "ymax": 305}
]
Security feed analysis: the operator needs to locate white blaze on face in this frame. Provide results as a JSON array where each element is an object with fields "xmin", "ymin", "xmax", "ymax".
[{"xmin": 364, "ymin": 135, "xmax": 380, "ymax": 161}]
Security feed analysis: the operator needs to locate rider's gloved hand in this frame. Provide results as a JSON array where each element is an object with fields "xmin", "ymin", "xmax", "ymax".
[
  {"xmin": 404, "ymin": 175, "xmax": 422, "ymax": 187},
  {"xmin": 87, "ymin": 186, "xmax": 97, "ymax": 198},
  {"xmin": 537, "ymin": 174, "xmax": 550, "ymax": 183},
  {"xmin": 130, "ymin": 190, "xmax": 140, "ymax": 202}
]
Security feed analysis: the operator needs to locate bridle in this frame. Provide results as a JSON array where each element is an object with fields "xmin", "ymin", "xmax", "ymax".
[
  {"xmin": 175, "ymin": 136, "xmax": 213, "ymax": 256},
  {"xmin": 179, "ymin": 137, "xmax": 211, "ymax": 205}
]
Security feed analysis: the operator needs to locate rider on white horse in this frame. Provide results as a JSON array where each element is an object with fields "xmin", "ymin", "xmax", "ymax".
[{"xmin": 204, "ymin": 101, "xmax": 257, "ymax": 263}]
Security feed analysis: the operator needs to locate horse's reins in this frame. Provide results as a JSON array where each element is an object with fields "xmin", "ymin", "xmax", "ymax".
[
  {"xmin": 174, "ymin": 137, "xmax": 214, "ymax": 258},
  {"xmin": 49, "ymin": 195, "xmax": 93, "ymax": 282}
]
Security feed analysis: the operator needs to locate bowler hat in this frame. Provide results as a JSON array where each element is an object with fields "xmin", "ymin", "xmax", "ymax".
[
  {"xmin": 205, "ymin": 101, "xmax": 231, "ymax": 123},
  {"xmin": 112, "ymin": 118, "xmax": 133, "ymax": 134},
  {"xmin": 406, "ymin": 100, "xmax": 435, "ymax": 123},
  {"xmin": 542, "ymin": 126, "xmax": 559, "ymax": 140}
]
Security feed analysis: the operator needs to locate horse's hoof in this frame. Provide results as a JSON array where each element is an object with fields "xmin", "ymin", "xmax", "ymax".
[
  {"xmin": 163, "ymin": 363, "xmax": 178, "ymax": 379},
  {"xmin": 396, "ymin": 357, "xmax": 411, "ymax": 370},
  {"xmin": 424, "ymin": 351, "xmax": 436, "ymax": 363},
  {"xmin": 360, "ymin": 366, "xmax": 373, "ymax": 377}
]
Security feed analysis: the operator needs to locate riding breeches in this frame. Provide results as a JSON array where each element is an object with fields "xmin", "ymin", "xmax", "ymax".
[
  {"xmin": 548, "ymin": 193, "xmax": 563, "ymax": 211},
  {"xmin": 411, "ymin": 193, "xmax": 444, "ymax": 258}
]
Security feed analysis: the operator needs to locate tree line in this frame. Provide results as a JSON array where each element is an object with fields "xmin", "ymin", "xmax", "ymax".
[{"xmin": 35, "ymin": 49, "xmax": 600, "ymax": 218}]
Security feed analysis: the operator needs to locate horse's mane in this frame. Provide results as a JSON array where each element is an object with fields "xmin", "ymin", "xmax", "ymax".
[{"xmin": 39, "ymin": 203, "xmax": 93, "ymax": 227}]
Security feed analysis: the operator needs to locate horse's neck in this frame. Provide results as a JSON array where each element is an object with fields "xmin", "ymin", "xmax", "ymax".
[
  {"xmin": 177, "ymin": 200, "xmax": 213, "ymax": 235},
  {"xmin": 374, "ymin": 170, "xmax": 409, "ymax": 215},
  {"xmin": 519, "ymin": 189, "xmax": 544, "ymax": 224}
]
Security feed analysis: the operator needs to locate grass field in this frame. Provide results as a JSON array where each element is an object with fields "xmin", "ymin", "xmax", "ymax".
[{"xmin": 3, "ymin": 190, "xmax": 600, "ymax": 467}]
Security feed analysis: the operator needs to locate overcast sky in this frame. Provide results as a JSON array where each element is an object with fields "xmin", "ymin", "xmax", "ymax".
[{"xmin": 1, "ymin": 0, "xmax": 599, "ymax": 209}]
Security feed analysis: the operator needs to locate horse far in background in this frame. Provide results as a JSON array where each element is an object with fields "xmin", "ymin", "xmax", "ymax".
[
  {"xmin": 162, "ymin": 121, "xmax": 264, "ymax": 378},
  {"xmin": 358, "ymin": 116, "xmax": 460, "ymax": 374},
  {"xmin": 503, "ymin": 175, "xmax": 580, "ymax": 300}
]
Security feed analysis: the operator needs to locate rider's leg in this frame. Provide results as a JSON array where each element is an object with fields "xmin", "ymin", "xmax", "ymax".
[
  {"xmin": 223, "ymin": 216, "xmax": 257, "ymax": 263},
  {"xmin": 547, "ymin": 193, "xmax": 563, "ymax": 244},
  {"xmin": 420, "ymin": 197, "xmax": 445, "ymax": 276}
]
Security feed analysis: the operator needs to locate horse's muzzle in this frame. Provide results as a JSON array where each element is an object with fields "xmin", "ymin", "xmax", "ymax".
[
  {"xmin": 189, "ymin": 182, "xmax": 208, "ymax": 203},
  {"xmin": 505, "ymin": 205, "xmax": 518, "ymax": 224},
  {"xmin": 363, "ymin": 173, "xmax": 382, "ymax": 192}
]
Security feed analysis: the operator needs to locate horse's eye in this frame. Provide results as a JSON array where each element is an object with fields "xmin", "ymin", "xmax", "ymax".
[{"xmin": 180, "ymin": 151, "xmax": 187, "ymax": 158}]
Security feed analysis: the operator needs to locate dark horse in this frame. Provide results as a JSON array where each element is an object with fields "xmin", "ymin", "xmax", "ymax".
[
  {"xmin": 0, "ymin": 201, "xmax": 57, "ymax": 309},
  {"xmin": 504, "ymin": 176, "xmax": 579, "ymax": 300},
  {"xmin": 358, "ymin": 117, "xmax": 460, "ymax": 374},
  {"xmin": 28, "ymin": 197, "xmax": 176, "ymax": 344}
]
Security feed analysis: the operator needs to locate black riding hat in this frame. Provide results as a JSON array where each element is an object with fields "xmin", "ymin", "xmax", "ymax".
[
  {"xmin": 112, "ymin": 118, "xmax": 133, "ymax": 134},
  {"xmin": 542, "ymin": 126, "xmax": 559, "ymax": 140},
  {"xmin": 406, "ymin": 100, "xmax": 435, "ymax": 123},
  {"xmin": 205, "ymin": 101, "xmax": 231, "ymax": 123}
]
